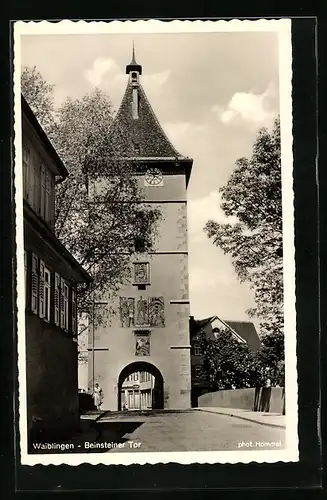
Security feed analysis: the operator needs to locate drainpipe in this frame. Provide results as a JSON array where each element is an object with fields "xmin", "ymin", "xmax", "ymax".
[{"xmin": 92, "ymin": 296, "xmax": 95, "ymax": 392}]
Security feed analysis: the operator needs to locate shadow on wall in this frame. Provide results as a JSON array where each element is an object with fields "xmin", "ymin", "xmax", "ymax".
[
  {"xmin": 253, "ymin": 387, "xmax": 285, "ymax": 414},
  {"xmin": 198, "ymin": 387, "xmax": 285, "ymax": 415}
]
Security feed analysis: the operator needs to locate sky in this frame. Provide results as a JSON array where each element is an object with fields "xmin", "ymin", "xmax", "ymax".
[{"xmin": 20, "ymin": 31, "xmax": 280, "ymax": 323}]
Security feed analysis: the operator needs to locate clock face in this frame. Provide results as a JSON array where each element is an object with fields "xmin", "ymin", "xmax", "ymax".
[{"xmin": 144, "ymin": 168, "xmax": 163, "ymax": 186}]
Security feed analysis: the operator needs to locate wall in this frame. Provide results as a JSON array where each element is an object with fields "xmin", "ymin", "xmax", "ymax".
[
  {"xmin": 90, "ymin": 172, "xmax": 191, "ymax": 410},
  {"xmin": 198, "ymin": 387, "xmax": 285, "ymax": 414},
  {"xmin": 78, "ymin": 317, "xmax": 89, "ymax": 391},
  {"xmin": 78, "ymin": 362, "xmax": 88, "ymax": 391},
  {"xmin": 26, "ymin": 312, "xmax": 79, "ymax": 440}
]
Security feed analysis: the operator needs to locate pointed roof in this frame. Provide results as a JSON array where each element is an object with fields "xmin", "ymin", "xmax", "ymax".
[
  {"xmin": 109, "ymin": 49, "xmax": 192, "ymax": 165},
  {"xmin": 190, "ymin": 315, "xmax": 261, "ymax": 352},
  {"xmin": 113, "ymin": 84, "xmax": 189, "ymax": 159},
  {"xmin": 190, "ymin": 316, "xmax": 216, "ymax": 335},
  {"xmin": 223, "ymin": 321, "xmax": 261, "ymax": 352}
]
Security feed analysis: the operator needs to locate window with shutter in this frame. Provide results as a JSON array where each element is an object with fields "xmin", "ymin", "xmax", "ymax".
[
  {"xmin": 28, "ymin": 156, "xmax": 35, "ymax": 209},
  {"xmin": 45, "ymin": 171, "xmax": 52, "ymax": 225},
  {"xmin": 71, "ymin": 287, "xmax": 77, "ymax": 335},
  {"xmin": 60, "ymin": 278, "xmax": 65, "ymax": 329},
  {"xmin": 44, "ymin": 267, "xmax": 51, "ymax": 322},
  {"xmin": 39, "ymin": 260, "xmax": 45, "ymax": 319},
  {"xmin": 40, "ymin": 165, "xmax": 46, "ymax": 219},
  {"xmin": 54, "ymin": 273, "xmax": 60, "ymax": 326},
  {"xmin": 33, "ymin": 162, "xmax": 40, "ymax": 215},
  {"xmin": 22, "ymin": 144, "xmax": 30, "ymax": 200},
  {"xmin": 64, "ymin": 282, "xmax": 69, "ymax": 332},
  {"xmin": 31, "ymin": 254, "xmax": 38, "ymax": 314},
  {"xmin": 194, "ymin": 344, "xmax": 201, "ymax": 356}
]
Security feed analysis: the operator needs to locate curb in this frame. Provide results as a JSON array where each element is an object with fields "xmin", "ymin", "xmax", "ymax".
[
  {"xmin": 95, "ymin": 410, "xmax": 113, "ymax": 422},
  {"xmin": 198, "ymin": 408, "xmax": 286, "ymax": 429}
]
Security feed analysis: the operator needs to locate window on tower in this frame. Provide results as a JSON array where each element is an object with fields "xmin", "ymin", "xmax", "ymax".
[
  {"xmin": 131, "ymin": 72, "xmax": 138, "ymax": 82},
  {"xmin": 132, "ymin": 88, "xmax": 139, "ymax": 119},
  {"xmin": 133, "ymin": 262, "xmax": 150, "ymax": 285}
]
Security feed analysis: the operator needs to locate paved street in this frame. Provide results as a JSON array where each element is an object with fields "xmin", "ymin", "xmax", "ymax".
[
  {"xmin": 94, "ymin": 409, "xmax": 285, "ymax": 453},
  {"xmin": 29, "ymin": 409, "xmax": 285, "ymax": 454}
]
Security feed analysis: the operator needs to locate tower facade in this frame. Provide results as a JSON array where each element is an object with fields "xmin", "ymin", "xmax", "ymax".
[{"xmin": 88, "ymin": 49, "xmax": 193, "ymax": 410}]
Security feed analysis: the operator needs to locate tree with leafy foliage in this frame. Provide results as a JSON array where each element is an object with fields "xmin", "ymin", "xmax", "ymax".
[
  {"xmin": 256, "ymin": 331, "xmax": 285, "ymax": 387},
  {"xmin": 21, "ymin": 66, "xmax": 55, "ymax": 131},
  {"xmin": 205, "ymin": 118, "xmax": 283, "ymax": 336},
  {"xmin": 21, "ymin": 66, "xmax": 161, "ymax": 317},
  {"xmin": 198, "ymin": 327, "xmax": 285, "ymax": 390},
  {"xmin": 198, "ymin": 328, "xmax": 258, "ymax": 390}
]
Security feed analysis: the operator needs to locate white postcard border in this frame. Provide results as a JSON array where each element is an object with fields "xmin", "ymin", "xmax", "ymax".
[{"xmin": 13, "ymin": 18, "xmax": 298, "ymax": 466}]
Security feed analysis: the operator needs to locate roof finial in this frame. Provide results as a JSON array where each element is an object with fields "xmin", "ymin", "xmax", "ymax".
[
  {"xmin": 132, "ymin": 40, "xmax": 136, "ymax": 63},
  {"xmin": 126, "ymin": 42, "xmax": 142, "ymax": 75}
]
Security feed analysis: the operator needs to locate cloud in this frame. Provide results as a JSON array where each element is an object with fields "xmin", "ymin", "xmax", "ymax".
[
  {"xmin": 213, "ymin": 83, "xmax": 277, "ymax": 128},
  {"xmin": 143, "ymin": 69, "xmax": 171, "ymax": 90},
  {"xmin": 84, "ymin": 57, "xmax": 121, "ymax": 86},
  {"xmin": 164, "ymin": 121, "xmax": 207, "ymax": 158},
  {"xmin": 84, "ymin": 59, "xmax": 171, "ymax": 112},
  {"xmin": 187, "ymin": 191, "xmax": 238, "ymax": 243}
]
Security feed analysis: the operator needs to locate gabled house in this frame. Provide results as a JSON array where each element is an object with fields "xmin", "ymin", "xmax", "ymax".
[
  {"xmin": 189, "ymin": 315, "xmax": 261, "ymax": 407},
  {"xmin": 21, "ymin": 95, "xmax": 92, "ymax": 443}
]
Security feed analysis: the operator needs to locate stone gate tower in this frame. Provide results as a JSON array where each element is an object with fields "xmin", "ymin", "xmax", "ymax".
[{"xmin": 88, "ymin": 48, "xmax": 193, "ymax": 410}]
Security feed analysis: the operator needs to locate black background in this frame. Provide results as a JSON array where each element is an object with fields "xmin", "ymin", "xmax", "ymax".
[{"xmin": 0, "ymin": 5, "xmax": 323, "ymax": 499}]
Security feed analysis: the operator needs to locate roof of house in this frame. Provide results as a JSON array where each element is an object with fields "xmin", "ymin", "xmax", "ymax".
[
  {"xmin": 222, "ymin": 320, "xmax": 261, "ymax": 352},
  {"xmin": 189, "ymin": 315, "xmax": 216, "ymax": 335},
  {"xmin": 190, "ymin": 315, "xmax": 261, "ymax": 352},
  {"xmin": 21, "ymin": 95, "xmax": 69, "ymax": 180}
]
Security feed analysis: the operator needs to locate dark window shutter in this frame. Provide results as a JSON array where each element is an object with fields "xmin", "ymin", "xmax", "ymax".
[
  {"xmin": 54, "ymin": 273, "xmax": 60, "ymax": 326},
  {"xmin": 71, "ymin": 287, "xmax": 77, "ymax": 335},
  {"xmin": 39, "ymin": 260, "xmax": 45, "ymax": 318},
  {"xmin": 64, "ymin": 283, "xmax": 69, "ymax": 332},
  {"xmin": 31, "ymin": 253, "xmax": 38, "ymax": 314},
  {"xmin": 60, "ymin": 278, "xmax": 65, "ymax": 329}
]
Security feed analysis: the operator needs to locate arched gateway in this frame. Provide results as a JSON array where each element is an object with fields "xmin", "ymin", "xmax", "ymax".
[
  {"xmin": 88, "ymin": 48, "xmax": 193, "ymax": 411},
  {"xmin": 117, "ymin": 361, "xmax": 164, "ymax": 411}
]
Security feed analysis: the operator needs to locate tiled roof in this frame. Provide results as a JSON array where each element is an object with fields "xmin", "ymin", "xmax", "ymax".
[
  {"xmin": 109, "ymin": 82, "xmax": 189, "ymax": 161},
  {"xmin": 189, "ymin": 315, "xmax": 261, "ymax": 352},
  {"xmin": 189, "ymin": 316, "xmax": 216, "ymax": 336},
  {"xmin": 223, "ymin": 321, "xmax": 261, "ymax": 352}
]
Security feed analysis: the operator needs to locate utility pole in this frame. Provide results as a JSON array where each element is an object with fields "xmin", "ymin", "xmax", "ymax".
[
  {"xmin": 92, "ymin": 296, "xmax": 95, "ymax": 392},
  {"xmin": 91, "ymin": 297, "xmax": 108, "ymax": 392}
]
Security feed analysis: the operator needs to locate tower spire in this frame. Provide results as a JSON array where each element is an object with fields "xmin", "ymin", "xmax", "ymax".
[
  {"xmin": 131, "ymin": 40, "xmax": 136, "ymax": 64},
  {"xmin": 126, "ymin": 42, "xmax": 142, "ymax": 75}
]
